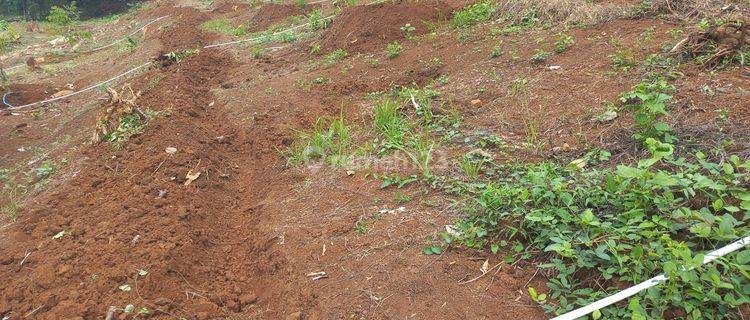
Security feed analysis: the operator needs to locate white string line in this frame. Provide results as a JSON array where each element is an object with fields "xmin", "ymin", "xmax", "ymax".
[
  {"xmin": 4, "ymin": 61, "xmax": 153, "ymax": 111},
  {"xmin": 4, "ymin": 0, "xmax": 390, "ymax": 109},
  {"xmin": 84, "ymin": 15, "xmax": 170, "ymax": 53},
  {"xmin": 551, "ymin": 236, "xmax": 750, "ymax": 320},
  {"xmin": 203, "ymin": 15, "xmax": 335, "ymax": 49},
  {"xmin": 1, "ymin": 16, "xmax": 169, "ymax": 73}
]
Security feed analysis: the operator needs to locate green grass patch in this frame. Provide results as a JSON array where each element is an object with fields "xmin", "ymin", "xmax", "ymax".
[
  {"xmin": 285, "ymin": 116, "xmax": 354, "ymax": 167},
  {"xmin": 201, "ymin": 18, "xmax": 247, "ymax": 36},
  {"xmin": 452, "ymin": 1, "xmax": 496, "ymax": 28}
]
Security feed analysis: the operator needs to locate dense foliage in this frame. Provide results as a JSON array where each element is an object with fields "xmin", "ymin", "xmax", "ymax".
[
  {"xmin": 0, "ymin": 0, "xmax": 136, "ymax": 20},
  {"xmin": 444, "ymin": 79, "xmax": 750, "ymax": 318}
]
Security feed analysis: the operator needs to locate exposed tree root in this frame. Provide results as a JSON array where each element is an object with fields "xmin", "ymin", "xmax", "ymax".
[
  {"xmin": 671, "ymin": 19, "xmax": 749, "ymax": 69},
  {"xmin": 92, "ymin": 85, "xmax": 146, "ymax": 143}
]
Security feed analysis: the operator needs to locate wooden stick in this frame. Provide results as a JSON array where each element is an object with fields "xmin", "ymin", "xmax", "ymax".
[
  {"xmin": 19, "ymin": 251, "xmax": 31, "ymax": 266},
  {"xmin": 458, "ymin": 262, "xmax": 502, "ymax": 285}
]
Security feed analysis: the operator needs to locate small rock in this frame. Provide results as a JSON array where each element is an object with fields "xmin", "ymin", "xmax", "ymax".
[
  {"xmin": 57, "ymin": 264, "xmax": 71, "ymax": 275},
  {"xmin": 226, "ymin": 299, "xmax": 240, "ymax": 312},
  {"xmin": 176, "ymin": 206, "xmax": 189, "ymax": 220},
  {"xmin": 594, "ymin": 110, "xmax": 618, "ymax": 122},
  {"xmin": 470, "ymin": 99, "xmax": 482, "ymax": 105},
  {"xmin": 239, "ymin": 293, "xmax": 258, "ymax": 306}
]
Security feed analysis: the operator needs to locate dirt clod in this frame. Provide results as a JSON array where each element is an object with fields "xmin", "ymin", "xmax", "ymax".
[{"xmin": 239, "ymin": 293, "xmax": 258, "ymax": 306}]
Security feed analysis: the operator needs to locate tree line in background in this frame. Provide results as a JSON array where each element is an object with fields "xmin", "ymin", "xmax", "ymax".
[{"xmin": 0, "ymin": 0, "xmax": 136, "ymax": 20}]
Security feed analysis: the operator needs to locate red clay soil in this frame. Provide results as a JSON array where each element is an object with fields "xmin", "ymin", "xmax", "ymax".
[
  {"xmin": 247, "ymin": 3, "xmax": 313, "ymax": 32},
  {"xmin": 213, "ymin": 1, "xmax": 253, "ymax": 14},
  {"xmin": 0, "ymin": 2, "xmax": 549, "ymax": 319},
  {"xmin": 319, "ymin": 1, "xmax": 452, "ymax": 53},
  {"xmin": 1, "ymin": 84, "xmax": 58, "ymax": 107},
  {"xmin": 1, "ymin": 0, "xmax": 749, "ymax": 319}
]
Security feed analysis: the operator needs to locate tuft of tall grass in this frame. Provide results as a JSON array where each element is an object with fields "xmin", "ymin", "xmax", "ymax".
[
  {"xmin": 286, "ymin": 116, "xmax": 353, "ymax": 167},
  {"xmin": 373, "ymin": 99, "xmax": 410, "ymax": 151}
]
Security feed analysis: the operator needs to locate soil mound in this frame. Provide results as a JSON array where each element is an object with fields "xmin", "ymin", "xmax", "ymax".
[
  {"xmin": 214, "ymin": 1, "xmax": 253, "ymax": 14},
  {"xmin": 247, "ymin": 4, "xmax": 311, "ymax": 32},
  {"xmin": 319, "ymin": 1, "xmax": 452, "ymax": 53}
]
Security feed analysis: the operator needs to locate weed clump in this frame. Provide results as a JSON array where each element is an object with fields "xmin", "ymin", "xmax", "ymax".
[
  {"xmin": 45, "ymin": 2, "xmax": 92, "ymax": 45},
  {"xmin": 452, "ymin": 1, "xmax": 496, "ymax": 28},
  {"xmin": 201, "ymin": 18, "xmax": 247, "ymax": 36},
  {"xmin": 285, "ymin": 116, "xmax": 353, "ymax": 167},
  {"xmin": 387, "ymin": 42, "xmax": 402, "ymax": 59},
  {"xmin": 0, "ymin": 21, "xmax": 20, "ymax": 52}
]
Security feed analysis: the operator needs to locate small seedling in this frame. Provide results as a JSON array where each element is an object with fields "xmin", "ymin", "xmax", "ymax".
[
  {"xmin": 394, "ymin": 192, "xmax": 411, "ymax": 203},
  {"xmin": 715, "ymin": 108, "xmax": 729, "ymax": 122},
  {"xmin": 422, "ymin": 245, "xmax": 442, "ymax": 255},
  {"xmin": 249, "ymin": 46, "xmax": 262, "ymax": 59},
  {"xmin": 379, "ymin": 174, "xmax": 417, "ymax": 189},
  {"xmin": 400, "ymin": 24, "xmax": 416, "ymax": 40},
  {"xmin": 309, "ymin": 9, "xmax": 330, "ymax": 31},
  {"xmin": 490, "ymin": 44, "xmax": 503, "ymax": 58},
  {"xmin": 355, "ymin": 221, "xmax": 368, "ymax": 234},
  {"xmin": 436, "ymin": 75, "xmax": 449, "ymax": 85},
  {"xmin": 528, "ymin": 287, "xmax": 546, "ymax": 304},
  {"xmin": 554, "ymin": 33, "xmax": 574, "ymax": 53},
  {"xmin": 164, "ymin": 49, "xmax": 197, "ymax": 63},
  {"xmin": 387, "ymin": 42, "xmax": 403, "ymax": 59},
  {"xmin": 323, "ymin": 49, "xmax": 348, "ymax": 67},
  {"xmin": 612, "ymin": 48, "xmax": 637, "ymax": 73},
  {"xmin": 310, "ymin": 43, "xmax": 321, "ymax": 54},
  {"xmin": 530, "ymin": 49, "xmax": 550, "ymax": 63},
  {"xmin": 125, "ymin": 36, "xmax": 138, "ymax": 51}
]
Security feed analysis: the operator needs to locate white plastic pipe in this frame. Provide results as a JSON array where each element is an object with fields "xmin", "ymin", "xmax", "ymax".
[
  {"xmin": 85, "ymin": 15, "xmax": 170, "ymax": 53},
  {"xmin": 4, "ymin": 61, "xmax": 152, "ymax": 111},
  {"xmin": 551, "ymin": 236, "xmax": 750, "ymax": 320},
  {"xmin": 203, "ymin": 15, "xmax": 335, "ymax": 49}
]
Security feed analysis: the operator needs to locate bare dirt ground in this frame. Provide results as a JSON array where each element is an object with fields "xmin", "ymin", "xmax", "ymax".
[{"xmin": 0, "ymin": 0, "xmax": 748, "ymax": 319}]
